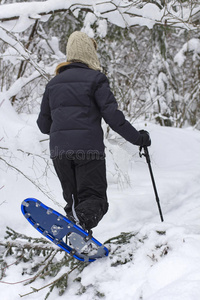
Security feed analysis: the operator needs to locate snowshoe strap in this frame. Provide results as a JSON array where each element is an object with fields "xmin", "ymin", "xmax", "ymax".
[{"xmin": 71, "ymin": 194, "xmax": 80, "ymax": 225}]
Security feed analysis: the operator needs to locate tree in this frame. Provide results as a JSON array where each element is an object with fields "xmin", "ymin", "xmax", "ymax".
[
  {"xmin": 0, "ymin": 2, "xmax": 200, "ymax": 298},
  {"xmin": 174, "ymin": 37, "xmax": 200, "ymax": 128},
  {"xmin": 1, "ymin": 0, "xmax": 200, "ymax": 126}
]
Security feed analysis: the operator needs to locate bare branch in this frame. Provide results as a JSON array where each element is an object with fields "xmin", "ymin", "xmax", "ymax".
[
  {"xmin": 0, "ymin": 155, "xmax": 60, "ymax": 206},
  {"xmin": 19, "ymin": 265, "xmax": 78, "ymax": 298},
  {"xmin": 0, "ymin": 240, "xmax": 59, "ymax": 253},
  {"xmin": 0, "ymin": 99, "xmax": 5, "ymax": 108}
]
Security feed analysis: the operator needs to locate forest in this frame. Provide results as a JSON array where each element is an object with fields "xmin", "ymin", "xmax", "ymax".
[
  {"xmin": 0, "ymin": 0, "xmax": 200, "ymax": 128},
  {"xmin": 0, "ymin": 1, "xmax": 200, "ymax": 300}
]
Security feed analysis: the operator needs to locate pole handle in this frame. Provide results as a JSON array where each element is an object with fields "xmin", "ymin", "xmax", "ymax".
[{"xmin": 139, "ymin": 146, "xmax": 150, "ymax": 163}]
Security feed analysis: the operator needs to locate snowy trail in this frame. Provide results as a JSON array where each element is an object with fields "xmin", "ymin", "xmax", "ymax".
[{"xmin": 1, "ymin": 111, "xmax": 200, "ymax": 299}]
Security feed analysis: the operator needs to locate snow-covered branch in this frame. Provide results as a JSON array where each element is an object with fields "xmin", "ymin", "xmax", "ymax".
[
  {"xmin": 2, "ymin": 72, "xmax": 42, "ymax": 101},
  {"xmin": 0, "ymin": 0, "xmax": 199, "ymax": 30},
  {"xmin": 0, "ymin": 26, "xmax": 49, "ymax": 80}
]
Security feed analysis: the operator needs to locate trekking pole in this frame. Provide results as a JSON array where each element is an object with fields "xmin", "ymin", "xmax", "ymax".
[{"xmin": 139, "ymin": 146, "xmax": 164, "ymax": 222}]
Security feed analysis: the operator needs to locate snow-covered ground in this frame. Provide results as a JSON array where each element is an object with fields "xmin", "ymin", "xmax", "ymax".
[{"xmin": 1, "ymin": 99, "xmax": 200, "ymax": 300}]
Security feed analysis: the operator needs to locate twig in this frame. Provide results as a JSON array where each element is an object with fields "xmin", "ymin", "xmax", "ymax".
[
  {"xmin": 0, "ymin": 240, "xmax": 59, "ymax": 252},
  {"xmin": 24, "ymin": 250, "xmax": 58, "ymax": 285},
  {"xmin": 0, "ymin": 99, "xmax": 5, "ymax": 107},
  {"xmin": 0, "ymin": 146, "xmax": 48, "ymax": 160},
  {"xmin": 0, "ymin": 156, "xmax": 58, "ymax": 204},
  {"xmin": 0, "ymin": 277, "xmax": 41, "ymax": 285},
  {"xmin": 19, "ymin": 265, "xmax": 79, "ymax": 298}
]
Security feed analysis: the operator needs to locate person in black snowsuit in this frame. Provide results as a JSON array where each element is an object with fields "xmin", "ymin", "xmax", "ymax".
[{"xmin": 37, "ymin": 31, "xmax": 151, "ymax": 232}]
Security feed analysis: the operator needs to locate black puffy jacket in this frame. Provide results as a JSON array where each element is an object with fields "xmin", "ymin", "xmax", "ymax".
[{"xmin": 37, "ymin": 63, "xmax": 142, "ymax": 158}]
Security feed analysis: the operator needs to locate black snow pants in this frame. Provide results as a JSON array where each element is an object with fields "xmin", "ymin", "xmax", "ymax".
[{"xmin": 52, "ymin": 155, "xmax": 108, "ymax": 230}]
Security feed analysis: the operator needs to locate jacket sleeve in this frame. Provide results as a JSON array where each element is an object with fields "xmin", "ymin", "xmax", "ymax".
[
  {"xmin": 37, "ymin": 87, "xmax": 52, "ymax": 134},
  {"xmin": 94, "ymin": 73, "xmax": 142, "ymax": 146}
]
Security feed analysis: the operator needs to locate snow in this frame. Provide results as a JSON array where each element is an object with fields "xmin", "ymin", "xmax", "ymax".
[
  {"xmin": 0, "ymin": 0, "xmax": 196, "ymax": 31},
  {"xmin": 82, "ymin": 12, "xmax": 97, "ymax": 38},
  {"xmin": 1, "ymin": 1, "xmax": 200, "ymax": 298},
  {"xmin": 1, "ymin": 92, "xmax": 200, "ymax": 300},
  {"xmin": 174, "ymin": 38, "xmax": 200, "ymax": 67},
  {"xmin": 97, "ymin": 19, "xmax": 108, "ymax": 38}
]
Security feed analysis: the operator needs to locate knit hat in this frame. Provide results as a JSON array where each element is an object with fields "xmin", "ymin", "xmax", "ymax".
[{"xmin": 66, "ymin": 31, "xmax": 102, "ymax": 71}]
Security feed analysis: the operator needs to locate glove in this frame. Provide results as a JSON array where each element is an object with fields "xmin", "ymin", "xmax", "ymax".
[{"xmin": 139, "ymin": 130, "xmax": 151, "ymax": 147}]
